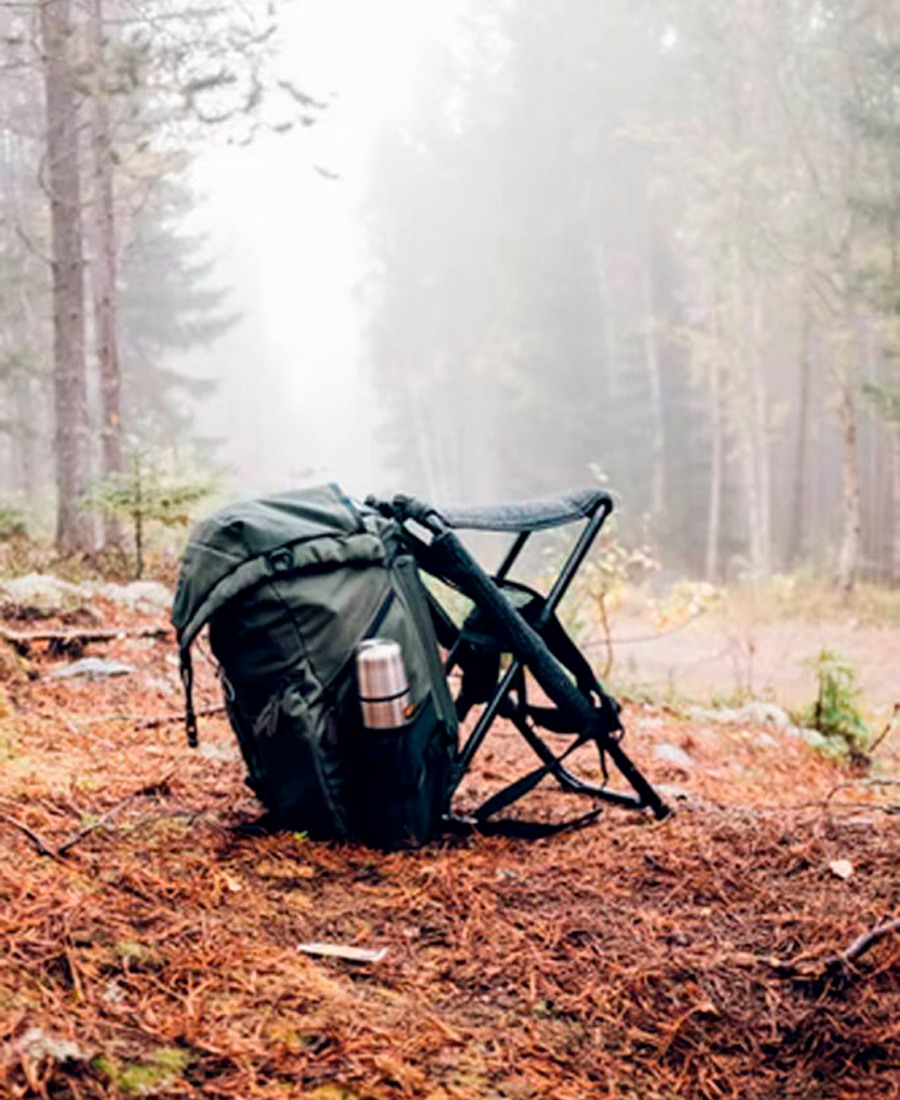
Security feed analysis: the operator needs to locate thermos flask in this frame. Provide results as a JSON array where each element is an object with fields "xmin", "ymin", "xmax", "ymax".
[{"xmin": 356, "ymin": 639, "xmax": 411, "ymax": 729}]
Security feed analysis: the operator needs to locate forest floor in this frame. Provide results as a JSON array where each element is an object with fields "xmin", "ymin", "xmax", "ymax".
[{"xmin": 0, "ymin": 591, "xmax": 897, "ymax": 1100}]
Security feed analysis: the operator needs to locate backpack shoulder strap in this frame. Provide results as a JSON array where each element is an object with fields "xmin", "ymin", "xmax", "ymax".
[{"xmin": 180, "ymin": 647, "xmax": 198, "ymax": 748}]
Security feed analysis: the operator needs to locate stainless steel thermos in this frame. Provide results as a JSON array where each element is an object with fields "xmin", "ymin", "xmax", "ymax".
[{"xmin": 356, "ymin": 639, "xmax": 411, "ymax": 729}]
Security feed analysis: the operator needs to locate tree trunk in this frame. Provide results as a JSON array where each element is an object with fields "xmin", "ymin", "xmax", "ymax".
[
  {"xmin": 40, "ymin": 0, "xmax": 91, "ymax": 553},
  {"xmin": 728, "ymin": 240, "xmax": 769, "ymax": 583},
  {"xmin": 787, "ymin": 294, "xmax": 812, "ymax": 566},
  {"xmin": 401, "ymin": 354, "xmax": 441, "ymax": 501},
  {"xmin": 836, "ymin": 377, "xmax": 861, "ymax": 596},
  {"xmin": 88, "ymin": 0, "xmax": 123, "ymax": 546},
  {"xmin": 642, "ymin": 219, "xmax": 666, "ymax": 527},
  {"xmin": 747, "ymin": 286, "xmax": 772, "ymax": 581},
  {"xmin": 751, "ymin": 374, "xmax": 771, "ymax": 579},
  {"xmin": 591, "ymin": 239, "xmax": 616, "ymax": 433},
  {"xmin": 891, "ymin": 427, "xmax": 900, "ymax": 586},
  {"xmin": 705, "ymin": 351, "xmax": 723, "ymax": 583}
]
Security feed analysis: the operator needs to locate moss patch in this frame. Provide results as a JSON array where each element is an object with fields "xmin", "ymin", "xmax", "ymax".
[{"xmin": 93, "ymin": 1047, "xmax": 192, "ymax": 1096}]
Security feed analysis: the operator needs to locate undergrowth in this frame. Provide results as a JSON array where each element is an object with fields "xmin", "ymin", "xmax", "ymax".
[{"xmin": 799, "ymin": 647, "xmax": 870, "ymax": 758}]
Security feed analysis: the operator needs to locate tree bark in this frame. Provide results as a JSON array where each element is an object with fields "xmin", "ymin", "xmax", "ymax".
[
  {"xmin": 643, "ymin": 214, "xmax": 666, "ymax": 527},
  {"xmin": 787, "ymin": 293, "xmax": 812, "ymax": 567},
  {"xmin": 705, "ymin": 350, "xmax": 723, "ymax": 583},
  {"xmin": 88, "ymin": 0, "xmax": 123, "ymax": 542},
  {"xmin": 87, "ymin": 0, "xmax": 123, "ymax": 545},
  {"xmin": 750, "ymin": 289, "xmax": 772, "ymax": 580},
  {"xmin": 836, "ymin": 376, "xmax": 861, "ymax": 597},
  {"xmin": 891, "ymin": 427, "xmax": 900, "ymax": 585},
  {"xmin": 40, "ymin": 0, "xmax": 92, "ymax": 553}
]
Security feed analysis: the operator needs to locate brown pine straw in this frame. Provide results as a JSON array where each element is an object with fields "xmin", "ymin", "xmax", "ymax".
[{"xmin": 0, "ymin": 600, "xmax": 897, "ymax": 1099}]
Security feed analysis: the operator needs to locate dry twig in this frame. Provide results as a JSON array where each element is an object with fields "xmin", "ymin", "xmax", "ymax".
[
  {"xmin": 0, "ymin": 624, "xmax": 170, "ymax": 656},
  {"xmin": 134, "ymin": 705, "xmax": 225, "ymax": 730},
  {"xmin": 55, "ymin": 773, "xmax": 175, "ymax": 855},
  {"xmin": 841, "ymin": 917, "xmax": 900, "ymax": 965},
  {"xmin": 0, "ymin": 814, "xmax": 62, "ymax": 860},
  {"xmin": 866, "ymin": 702, "xmax": 900, "ymax": 757}
]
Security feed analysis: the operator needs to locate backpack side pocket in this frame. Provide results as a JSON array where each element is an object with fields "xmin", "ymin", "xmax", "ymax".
[
  {"xmin": 250, "ymin": 683, "xmax": 351, "ymax": 839},
  {"xmin": 347, "ymin": 693, "xmax": 453, "ymax": 849}
]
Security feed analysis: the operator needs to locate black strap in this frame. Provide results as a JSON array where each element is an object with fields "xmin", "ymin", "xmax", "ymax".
[
  {"xmin": 537, "ymin": 609, "xmax": 604, "ymax": 701},
  {"xmin": 460, "ymin": 580, "xmax": 606, "ymax": 709},
  {"xmin": 422, "ymin": 587, "xmax": 459, "ymax": 649},
  {"xmin": 180, "ymin": 648, "xmax": 198, "ymax": 749},
  {"xmin": 366, "ymin": 588, "xmax": 396, "ymax": 639},
  {"xmin": 443, "ymin": 806, "xmax": 603, "ymax": 840}
]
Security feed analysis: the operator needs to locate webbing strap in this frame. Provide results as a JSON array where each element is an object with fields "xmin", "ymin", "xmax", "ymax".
[
  {"xmin": 180, "ymin": 648, "xmax": 198, "ymax": 748},
  {"xmin": 444, "ymin": 806, "xmax": 604, "ymax": 840},
  {"xmin": 537, "ymin": 610, "xmax": 604, "ymax": 702},
  {"xmin": 474, "ymin": 731, "xmax": 588, "ymax": 820}
]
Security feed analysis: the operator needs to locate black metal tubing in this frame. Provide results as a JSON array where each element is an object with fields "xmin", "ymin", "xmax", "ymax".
[
  {"xmin": 505, "ymin": 710, "xmax": 644, "ymax": 809},
  {"xmin": 391, "ymin": 493, "xmax": 669, "ymax": 821},
  {"xmin": 451, "ymin": 501, "xmax": 611, "ymax": 783},
  {"xmin": 534, "ymin": 500, "xmax": 611, "ymax": 630},
  {"xmin": 442, "ymin": 530, "xmax": 530, "ymax": 683},
  {"xmin": 456, "ymin": 659, "xmax": 520, "ymax": 776},
  {"xmin": 495, "ymin": 531, "xmax": 529, "ymax": 582}
]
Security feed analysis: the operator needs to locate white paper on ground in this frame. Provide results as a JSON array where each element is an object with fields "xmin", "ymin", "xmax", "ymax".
[{"xmin": 298, "ymin": 942, "xmax": 388, "ymax": 963}]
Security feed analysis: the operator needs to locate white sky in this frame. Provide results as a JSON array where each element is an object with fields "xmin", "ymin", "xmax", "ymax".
[{"xmin": 184, "ymin": 0, "xmax": 469, "ymax": 498}]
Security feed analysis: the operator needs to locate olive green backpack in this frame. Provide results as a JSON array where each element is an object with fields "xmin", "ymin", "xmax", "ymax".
[{"xmin": 172, "ymin": 484, "xmax": 458, "ymax": 849}]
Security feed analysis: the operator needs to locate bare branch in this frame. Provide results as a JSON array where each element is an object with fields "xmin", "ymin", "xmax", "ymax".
[{"xmin": 842, "ymin": 917, "xmax": 900, "ymax": 965}]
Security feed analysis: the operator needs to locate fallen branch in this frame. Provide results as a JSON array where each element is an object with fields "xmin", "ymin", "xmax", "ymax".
[
  {"xmin": 824, "ymin": 777, "xmax": 900, "ymax": 808},
  {"xmin": 0, "ymin": 775, "xmax": 175, "ymax": 858},
  {"xmin": 135, "ymin": 705, "xmax": 225, "ymax": 730},
  {"xmin": 0, "ymin": 815, "xmax": 63, "ymax": 860},
  {"xmin": 72, "ymin": 705, "xmax": 225, "ymax": 728},
  {"xmin": 0, "ymin": 624, "xmax": 171, "ymax": 657},
  {"xmin": 55, "ymin": 773, "xmax": 175, "ymax": 855},
  {"xmin": 761, "ymin": 916, "xmax": 900, "ymax": 980},
  {"xmin": 866, "ymin": 702, "xmax": 900, "ymax": 758},
  {"xmin": 841, "ymin": 917, "xmax": 900, "ymax": 966}
]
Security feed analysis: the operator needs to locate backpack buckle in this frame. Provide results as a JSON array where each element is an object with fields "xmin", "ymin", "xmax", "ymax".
[{"xmin": 267, "ymin": 547, "xmax": 294, "ymax": 573}]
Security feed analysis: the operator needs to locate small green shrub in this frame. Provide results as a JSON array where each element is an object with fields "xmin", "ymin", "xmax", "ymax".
[
  {"xmin": 801, "ymin": 647, "xmax": 869, "ymax": 756},
  {"xmin": 84, "ymin": 451, "xmax": 213, "ymax": 578}
]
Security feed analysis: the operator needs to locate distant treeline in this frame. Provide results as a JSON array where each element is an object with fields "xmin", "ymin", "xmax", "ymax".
[{"xmin": 364, "ymin": 0, "xmax": 900, "ymax": 590}]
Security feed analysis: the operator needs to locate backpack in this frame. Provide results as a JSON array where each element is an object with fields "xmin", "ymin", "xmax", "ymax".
[{"xmin": 171, "ymin": 484, "xmax": 458, "ymax": 850}]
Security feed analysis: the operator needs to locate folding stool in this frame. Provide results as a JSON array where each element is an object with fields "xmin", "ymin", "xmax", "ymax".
[{"xmin": 369, "ymin": 488, "xmax": 671, "ymax": 831}]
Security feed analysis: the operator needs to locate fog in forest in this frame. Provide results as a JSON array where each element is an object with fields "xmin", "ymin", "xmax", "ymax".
[{"xmin": 3, "ymin": 0, "xmax": 900, "ymax": 589}]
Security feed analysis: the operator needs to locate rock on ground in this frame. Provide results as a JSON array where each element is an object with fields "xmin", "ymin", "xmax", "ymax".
[
  {"xmin": 0, "ymin": 573, "xmax": 173, "ymax": 618},
  {"xmin": 0, "ymin": 574, "xmax": 86, "ymax": 615},
  {"xmin": 92, "ymin": 580, "xmax": 173, "ymax": 614},
  {"xmin": 47, "ymin": 657, "xmax": 134, "ymax": 680},
  {"xmin": 686, "ymin": 701, "xmax": 792, "ymax": 729},
  {"xmin": 653, "ymin": 742, "xmax": 694, "ymax": 769}
]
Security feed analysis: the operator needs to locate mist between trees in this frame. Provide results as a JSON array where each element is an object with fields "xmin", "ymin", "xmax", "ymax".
[
  {"xmin": 1, "ymin": 0, "xmax": 900, "ymax": 593},
  {"xmin": 365, "ymin": 0, "xmax": 900, "ymax": 592}
]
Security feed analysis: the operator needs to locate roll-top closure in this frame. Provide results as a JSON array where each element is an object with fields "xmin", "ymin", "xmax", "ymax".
[{"xmin": 177, "ymin": 532, "xmax": 386, "ymax": 652}]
